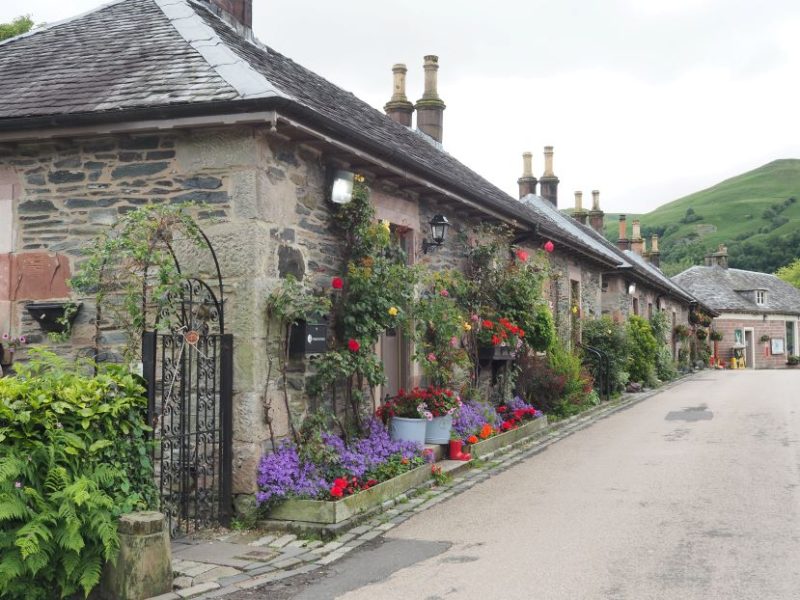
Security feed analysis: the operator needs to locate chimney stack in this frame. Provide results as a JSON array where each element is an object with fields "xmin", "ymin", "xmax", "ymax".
[
  {"xmin": 384, "ymin": 64, "xmax": 414, "ymax": 127},
  {"xmin": 208, "ymin": 0, "xmax": 252, "ymax": 29},
  {"xmin": 517, "ymin": 152, "xmax": 538, "ymax": 198},
  {"xmin": 617, "ymin": 214, "xmax": 629, "ymax": 251},
  {"xmin": 573, "ymin": 191, "xmax": 588, "ymax": 224},
  {"xmin": 631, "ymin": 219, "xmax": 644, "ymax": 255},
  {"xmin": 539, "ymin": 146, "xmax": 560, "ymax": 208},
  {"xmin": 588, "ymin": 190, "xmax": 605, "ymax": 234},
  {"xmin": 704, "ymin": 244, "xmax": 729, "ymax": 268},
  {"xmin": 649, "ymin": 234, "xmax": 661, "ymax": 267},
  {"xmin": 415, "ymin": 55, "xmax": 446, "ymax": 143}
]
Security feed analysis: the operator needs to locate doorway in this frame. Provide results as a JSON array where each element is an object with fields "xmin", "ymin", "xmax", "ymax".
[{"xmin": 744, "ymin": 328, "xmax": 755, "ymax": 369}]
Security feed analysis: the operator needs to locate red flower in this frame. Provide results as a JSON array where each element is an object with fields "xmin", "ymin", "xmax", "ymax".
[
  {"xmin": 515, "ymin": 249, "xmax": 529, "ymax": 262},
  {"xmin": 467, "ymin": 435, "xmax": 478, "ymax": 444},
  {"xmin": 331, "ymin": 277, "xmax": 344, "ymax": 289},
  {"xmin": 333, "ymin": 478, "xmax": 348, "ymax": 488},
  {"xmin": 330, "ymin": 486, "xmax": 344, "ymax": 498},
  {"xmin": 514, "ymin": 409, "xmax": 525, "ymax": 419},
  {"xmin": 491, "ymin": 334, "xmax": 501, "ymax": 346},
  {"xmin": 366, "ymin": 479, "xmax": 378, "ymax": 487},
  {"xmin": 496, "ymin": 406, "xmax": 507, "ymax": 413},
  {"xmin": 348, "ymin": 339, "xmax": 361, "ymax": 352},
  {"xmin": 544, "ymin": 240, "xmax": 555, "ymax": 253},
  {"xmin": 482, "ymin": 320, "xmax": 494, "ymax": 329}
]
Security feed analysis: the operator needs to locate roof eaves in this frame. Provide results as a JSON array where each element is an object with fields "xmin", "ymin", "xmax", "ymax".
[{"xmin": 155, "ymin": 0, "xmax": 287, "ymax": 100}]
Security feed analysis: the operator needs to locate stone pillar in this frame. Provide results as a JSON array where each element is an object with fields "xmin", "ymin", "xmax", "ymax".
[
  {"xmin": 99, "ymin": 512, "xmax": 172, "ymax": 600},
  {"xmin": 415, "ymin": 55, "xmax": 446, "ymax": 143},
  {"xmin": 539, "ymin": 146, "xmax": 559, "ymax": 208},
  {"xmin": 384, "ymin": 64, "xmax": 414, "ymax": 127},
  {"xmin": 573, "ymin": 190, "xmax": 587, "ymax": 224},
  {"xmin": 617, "ymin": 214, "xmax": 629, "ymax": 251},
  {"xmin": 588, "ymin": 190, "xmax": 605, "ymax": 234},
  {"xmin": 517, "ymin": 152, "xmax": 538, "ymax": 198}
]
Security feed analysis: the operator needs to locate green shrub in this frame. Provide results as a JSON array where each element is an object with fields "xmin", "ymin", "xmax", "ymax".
[
  {"xmin": 649, "ymin": 312, "xmax": 677, "ymax": 382},
  {"xmin": 581, "ymin": 316, "xmax": 631, "ymax": 394},
  {"xmin": 626, "ymin": 316, "xmax": 658, "ymax": 386},
  {"xmin": 0, "ymin": 351, "xmax": 156, "ymax": 599}
]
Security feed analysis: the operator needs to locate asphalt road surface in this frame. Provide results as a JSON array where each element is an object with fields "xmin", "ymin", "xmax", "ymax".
[{"xmin": 235, "ymin": 370, "xmax": 800, "ymax": 599}]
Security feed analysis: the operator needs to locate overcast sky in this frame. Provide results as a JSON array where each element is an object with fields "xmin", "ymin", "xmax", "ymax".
[{"xmin": 3, "ymin": 0, "xmax": 800, "ymax": 213}]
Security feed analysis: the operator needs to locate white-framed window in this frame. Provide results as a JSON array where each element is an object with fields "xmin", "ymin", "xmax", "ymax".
[{"xmin": 755, "ymin": 290, "xmax": 766, "ymax": 305}]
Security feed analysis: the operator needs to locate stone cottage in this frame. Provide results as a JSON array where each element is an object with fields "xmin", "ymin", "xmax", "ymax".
[
  {"xmin": 0, "ymin": 0, "xmax": 703, "ymax": 523},
  {"xmin": 674, "ymin": 246, "xmax": 800, "ymax": 369}
]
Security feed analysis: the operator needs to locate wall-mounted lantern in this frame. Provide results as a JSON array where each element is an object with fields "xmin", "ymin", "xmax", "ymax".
[
  {"xmin": 422, "ymin": 214, "xmax": 450, "ymax": 254},
  {"xmin": 329, "ymin": 169, "xmax": 355, "ymax": 205},
  {"xmin": 627, "ymin": 282, "xmax": 637, "ymax": 295}
]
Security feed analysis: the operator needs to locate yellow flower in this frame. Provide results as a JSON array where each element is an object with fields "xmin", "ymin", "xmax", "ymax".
[
  {"xmin": 381, "ymin": 219, "xmax": 391, "ymax": 231},
  {"xmin": 388, "ymin": 306, "xmax": 399, "ymax": 316},
  {"xmin": 463, "ymin": 322, "xmax": 472, "ymax": 331},
  {"xmin": 571, "ymin": 306, "xmax": 579, "ymax": 314},
  {"xmin": 354, "ymin": 173, "xmax": 365, "ymax": 183}
]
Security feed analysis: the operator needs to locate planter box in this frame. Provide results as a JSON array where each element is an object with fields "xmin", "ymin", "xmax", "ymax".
[
  {"xmin": 467, "ymin": 416, "xmax": 548, "ymax": 459},
  {"xmin": 478, "ymin": 345, "xmax": 516, "ymax": 362},
  {"xmin": 266, "ymin": 464, "xmax": 431, "ymax": 525}
]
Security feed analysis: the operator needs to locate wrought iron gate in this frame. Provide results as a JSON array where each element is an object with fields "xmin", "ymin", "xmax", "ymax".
[{"xmin": 142, "ymin": 277, "xmax": 233, "ymax": 536}]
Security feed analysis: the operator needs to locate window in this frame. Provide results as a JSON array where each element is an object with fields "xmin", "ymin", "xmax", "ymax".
[
  {"xmin": 632, "ymin": 297, "xmax": 639, "ymax": 316},
  {"xmin": 755, "ymin": 290, "xmax": 766, "ymax": 305},
  {"xmin": 787, "ymin": 321, "xmax": 796, "ymax": 356}
]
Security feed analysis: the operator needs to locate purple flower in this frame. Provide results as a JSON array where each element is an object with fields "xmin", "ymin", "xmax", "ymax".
[
  {"xmin": 18, "ymin": 336, "xmax": 26, "ymax": 344},
  {"xmin": 452, "ymin": 399, "xmax": 501, "ymax": 442},
  {"xmin": 255, "ymin": 442, "xmax": 327, "ymax": 505}
]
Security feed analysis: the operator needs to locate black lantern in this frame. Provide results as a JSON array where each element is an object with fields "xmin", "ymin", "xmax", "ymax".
[{"xmin": 422, "ymin": 214, "xmax": 450, "ymax": 254}]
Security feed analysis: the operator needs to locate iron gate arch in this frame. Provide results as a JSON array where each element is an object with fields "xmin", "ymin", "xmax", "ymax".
[{"xmin": 141, "ymin": 230, "xmax": 232, "ymax": 537}]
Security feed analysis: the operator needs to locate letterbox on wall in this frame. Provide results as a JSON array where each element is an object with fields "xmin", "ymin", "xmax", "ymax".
[{"xmin": 289, "ymin": 318, "xmax": 329, "ymax": 357}]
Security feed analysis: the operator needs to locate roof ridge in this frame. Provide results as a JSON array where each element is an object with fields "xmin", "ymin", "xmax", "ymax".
[
  {"xmin": 153, "ymin": 0, "xmax": 288, "ymax": 99},
  {"xmin": 0, "ymin": 0, "xmax": 128, "ymax": 48}
]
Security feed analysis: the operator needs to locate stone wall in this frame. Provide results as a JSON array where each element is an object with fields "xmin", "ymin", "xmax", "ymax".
[{"xmin": 546, "ymin": 248, "xmax": 603, "ymax": 348}]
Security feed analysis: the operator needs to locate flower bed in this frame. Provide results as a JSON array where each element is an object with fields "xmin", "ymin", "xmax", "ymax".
[
  {"xmin": 265, "ymin": 464, "xmax": 432, "ymax": 524},
  {"xmin": 466, "ymin": 416, "xmax": 548, "ymax": 459},
  {"xmin": 452, "ymin": 396, "xmax": 543, "ymax": 445},
  {"xmin": 256, "ymin": 419, "xmax": 432, "ymax": 524}
]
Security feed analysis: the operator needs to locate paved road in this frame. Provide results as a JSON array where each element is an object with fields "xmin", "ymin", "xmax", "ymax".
[{"xmin": 240, "ymin": 371, "xmax": 800, "ymax": 599}]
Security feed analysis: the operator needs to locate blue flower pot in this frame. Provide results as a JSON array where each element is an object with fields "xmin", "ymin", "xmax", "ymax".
[
  {"xmin": 390, "ymin": 417, "xmax": 427, "ymax": 446},
  {"xmin": 425, "ymin": 414, "xmax": 453, "ymax": 444}
]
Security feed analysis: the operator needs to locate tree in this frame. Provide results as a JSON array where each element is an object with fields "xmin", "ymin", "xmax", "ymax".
[
  {"xmin": 0, "ymin": 16, "xmax": 34, "ymax": 41},
  {"xmin": 776, "ymin": 258, "xmax": 800, "ymax": 290}
]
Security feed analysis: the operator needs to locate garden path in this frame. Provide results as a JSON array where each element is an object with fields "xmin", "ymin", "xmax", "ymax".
[{"xmin": 222, "ymin": 370, "xmax": 800, "ymax": 599}]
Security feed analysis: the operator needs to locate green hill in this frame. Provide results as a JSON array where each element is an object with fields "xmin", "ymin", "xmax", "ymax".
[{"xmin": 601, "ymin": 159, "xmax": 800, "ymax": 275}]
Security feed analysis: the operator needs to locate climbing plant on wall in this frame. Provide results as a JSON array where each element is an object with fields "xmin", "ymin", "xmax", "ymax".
[{"xmin": 307, "ymin": 177, "xmax": 418, "ymax": 427}]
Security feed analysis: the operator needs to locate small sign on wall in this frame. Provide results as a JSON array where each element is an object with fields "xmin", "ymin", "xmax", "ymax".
[{"xmin": 771, "ymin": 337, "xmax": 785, "ymax": 355}]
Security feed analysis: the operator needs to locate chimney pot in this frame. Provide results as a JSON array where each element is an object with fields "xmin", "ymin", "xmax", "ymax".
[
  {"xmin": 573, "ymin": 191, "xmax": 588, "ymax": 224},
  {"xmin": 415, "ymin": 55, "xmax": 446, "ymax": 143},
  {"xmin": 539, "ymin": 146, "xmax": 559, "ymax": 208},
  {"xmin": 384, "ymin": 63, "xmax": 414, "ymax": 126},
  {"xmin": 617, "ymin": 214, "xmax": 629, "ymax": 251},
  {"xmin": 517, "ymin": 152, "xmax": 538, "ymax": 199},
  {"xmin": 591, "ymin": 190, "xmax": 600, "ymax": 211},
  {"xmin": 649, "ymin": 234, "xmax": 661, "ymax": 267},
  {"xmin": 574, "ymin": 191, "xmax": 583, "ymax": 212},
  {"xmin": 631, "ymin": 219, "xmax": 644, "ymax": 255}
]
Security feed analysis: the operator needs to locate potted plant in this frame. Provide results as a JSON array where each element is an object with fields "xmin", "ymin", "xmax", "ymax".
[
  {"xmin": 787, "ymin": 355, "xmax": 799, "ymax": 368},
  {"xmin": 476, "ymin": 317, "xmax": 523, "ymax": 361},
  {"xmin": 673, "ymin": 324, "xmax": 690, "ymax": 340},
  {"xmin": 696, "ymin": 328, "xmax": 708, "ymax": 341},
  {"xmin": 0, "ymin": 333, "xmax": 27, "ymax": 372},
  {"xmin": 420, "ymin": 386, "xmax": 462, "ymax": 444},
  {"xmin": 377, "ymin": 389, "xmax": 429, "ymax": 445}
]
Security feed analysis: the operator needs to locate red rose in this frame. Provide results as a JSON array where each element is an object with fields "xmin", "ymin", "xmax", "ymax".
[
  {"xmin": 515, "ymin": 249, "xmax": 529, "ymax": 262},
  {"xmin": 332, "ymin": 277, "xmax": 344, "ymax": 289},
  {"xmin": 544, "ymin": 240, "xmax": 554, "ymax": 253},
  {"xmin": 348, "ymin": 339, "xmax": 360, "ymax": 352}
]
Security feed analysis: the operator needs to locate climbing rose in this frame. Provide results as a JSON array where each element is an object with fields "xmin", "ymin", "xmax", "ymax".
[
  {"xmin": 427, "ymin": 353, "xmax": 437, "ymax": 362},
  {"xmin": 440, "ymin": 289, "xmax": 449, "ymax": 297},
  {"xmin": 515, "ymin": 249, "xmax": 529, "ymax": 262},
  {"xmin": 348, "ymin": 339, "xmax": 360, "ymax": 352},
  {"xmin": 544, "ymin": 240, "xmax": 555, "ymax": 253},
  {"xmin": 331, "ymin": 277, "xmax": 344, "ymax": 289}
]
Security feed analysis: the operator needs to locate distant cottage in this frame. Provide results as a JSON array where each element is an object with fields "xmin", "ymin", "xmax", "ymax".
[{"xmin": 674, "ymin": 246, "xmax": 800, "ymax": 369}]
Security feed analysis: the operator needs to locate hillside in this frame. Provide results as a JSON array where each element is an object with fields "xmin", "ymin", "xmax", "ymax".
[{"xmin": 601, "ymin": 159, "xmax": 800, "ymax": 275}]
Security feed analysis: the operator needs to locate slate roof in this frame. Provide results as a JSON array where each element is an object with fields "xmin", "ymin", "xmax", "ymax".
[
  {"xmin": 0, "ymin": 0, "xmax": 240, "ymax": 117},
  {"xmin": 673, "ymin": 266, "xmax": 800, "ymax": 315},
  {"xmin": 623, "ymin": 249, "xmax": 696, "ymax": 303}
]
